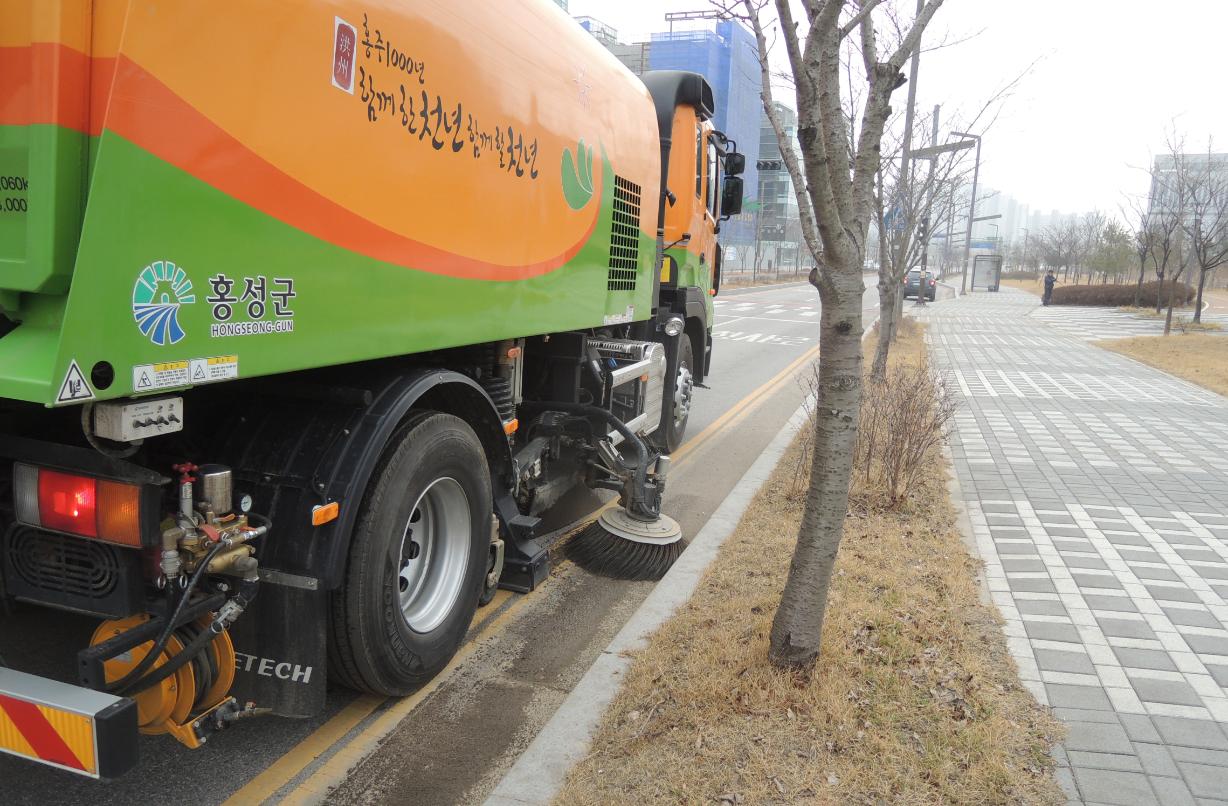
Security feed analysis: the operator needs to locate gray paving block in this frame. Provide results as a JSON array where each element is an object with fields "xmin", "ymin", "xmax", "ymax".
[
  {"xmin": 1129, "ymin": 676, "xmax": 1203, "ymax": 707},
  {"xmin": 1179, "ymin": 762, "xmax": 1228, "ymax": 800},
  {"xmin": 1133, "ymin": 743, "xmax": 1180, "ymax": 777},
  {"xmin": 1210, "ymin": 584, "xmax": 1228, "ymax": 601},
  {"xmin": 1054, "ymin": 708, "xmax": 1125, "ymax": 725},
  {"xmin": 1002, "ymin": 558, "xmax": 1048, "ymax": 572},
  {"xmin": 1130, "ymin": 565, "xmax": 1182, "ymax": 582},
  {"xmin": 1026, "ymin": 620, "xmax": 1084, "ymax": 643},
  {"xmin": 1047, "ymin": 525, "xmax": 1086, "ymax": 537},
  {"xmin": 1183, "ymin": 633, "xmax": 1228, "ymax": 656},
  {"xmin": 1152, "ymin": 716, "xmax": 1228, "ymax": 750},
  {"xmin": 1162, "ymin": 607, "xmax": 1222, "ymax": 630},
  {"xmin": 1161, "ymin": 533, "xmax": 1203, "ymax": 546},
  {"xmin": 1196, "ymin": 565, "xmax": 1228, "ymax": 581},
  {"xmin": 1176, "ymin": 549, "xmax": 1225, "ymax": 564},
  {"xmin": 1168, "ymin": 745, "xmax": 1228, "ymax": 767},
  {"xmin": 1067, "ymin": 750, "xmax": 1142, "ymax": 772},
  {"xmin": 997, "ymin": 542, "xmax": 1040, "ymax": 555},
  {"xmin": 1149, "ymin": 775, "xmax": 1198, "ymax": 806},
  {"xmin": 1076, "ymin": 573, "xmax": 1126, "ymax": 590},
  {"xmin": 1119, "ymin": 714, "xmax": 1161, "ymax": 743},
  {"xmin": 1036, "ymin": 648, "xmax": 1096, "ymax": 674},
  {"xmin": 1065, "ymin": 555, "xmax": 1112, "ymax": 571},
  {"xmin": 1065, "ymin": 722, "xmax": 1134, "ymax": 756},
  {"xmin": 1112, "ymin": 647, "xmax": 1178, "ymax": 672},
  {"xmin": 1203, "ymin": 663, "xmax": 1228, "ymax": 688},
  {"xmin": 1018, "ymin": 599, "xmax": 1070, "ymax": 616},
  {"xmin": 1054, "ymin": 539, "xmax": 1097, "ymax": 553},
  {"xmin": 1106, "ymin": 533, "xmax": 1151, "ymax": 548},
  {"xmin": 1085, "ymin": 595, "xmax": 1139, "ymax": 613},
  {"xmin": 1098, "ymin": 618, "xmax": 1159, "ymax": 640},
  {"xmin": 1118, "ymin": 549, "xmax": 1164, "ymax": 564},
  {"xmin": 1146, "ymin": 585, "xmax": 1203, "ymax": 603},
  {"xmin": 1048, "ymin": 684, "xmax": 1114, "ymax": 711},
  {"xmin": 1011, "ymin": 577, "xmax": 1059, "ymax": 593},
  {"xmin": 1070, "ymin": 767, "xmax": 1158, "ymax": 806}
]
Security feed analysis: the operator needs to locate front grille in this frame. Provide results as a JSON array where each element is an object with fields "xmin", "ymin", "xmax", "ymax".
[
  {"xmin": 608, "ymin": 176, "xmax": 641, "ymax": 291},
  {"xmin": 3, "ymin": 526, "xmax": 142, "ymax": 618}
]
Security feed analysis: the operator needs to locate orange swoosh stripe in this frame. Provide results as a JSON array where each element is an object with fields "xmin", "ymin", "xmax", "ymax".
[
  {"xmin": 103, "ymin": 55, "xmax": 600, "ymax": 282},
  {"xmin": 0, "ymin": 43, "xmax": 92, "ymax": 132}
]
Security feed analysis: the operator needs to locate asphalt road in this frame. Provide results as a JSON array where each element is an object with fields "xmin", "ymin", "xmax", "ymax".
[{"xmin": 0, "ymin": 276, "xmax": 882, "ymax": 806}]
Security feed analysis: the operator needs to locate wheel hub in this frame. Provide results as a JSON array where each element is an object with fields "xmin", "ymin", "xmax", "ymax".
[
  {"xmin": 673, "ymin": 365, "xmax": 694, "ymax": 425},
  {"xmin": 397, "ymin": 477, "xmax": 471, "ymax": 634}
]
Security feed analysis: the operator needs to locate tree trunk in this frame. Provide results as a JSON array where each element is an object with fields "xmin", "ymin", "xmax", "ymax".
[
  {"xmin": 1195, "ymin": 267, "xmax": 1207, "ymax": 323},
  {"xmin": 1164, "ymin": 269, "xmax": 1181, "ymax": 335},
  {"xmin": 870, "ymin": 279, "xmax": 895, "ymax": 378},
  {"xmin": 1155, "ymin": 273, "xmax": 1166, "ymax": 314},
  {"xmin": 1133, "ymin": 260, "xmax": 1146, "ymax": 308},
  {"xmin": 769, "ymin": 265, "xmax": 863, "ymax": 667}
]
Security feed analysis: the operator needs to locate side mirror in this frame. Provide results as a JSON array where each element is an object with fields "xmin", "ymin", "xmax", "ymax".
[
  {"xmin": 721, "ymin": 176, "xmax": 743, "ymax": 217},
  {"xmin": 724, "ymin": 152, "xmax": 745, "ymax": 176}
]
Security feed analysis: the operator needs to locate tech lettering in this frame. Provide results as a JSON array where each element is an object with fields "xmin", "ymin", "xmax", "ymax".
[{"xmin": 234, "ymin": 651, "xmax": 313, "ymax": 684}]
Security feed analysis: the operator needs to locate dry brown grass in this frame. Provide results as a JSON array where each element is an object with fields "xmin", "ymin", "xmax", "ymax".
[
  {"xmin": 998, "ymin": 278, "xmax": 1042, "ymax": 297},
  {"xmin": 724, "ymin": 272, "xmax": 812, "ymax": 289},
  {"xmin": 553, "ymin": 323, "xmax": 1065, "ymax": 806},
  {"xmin": 1097, "ymin": 333, "xmax": 1228, "ymax": 398}
]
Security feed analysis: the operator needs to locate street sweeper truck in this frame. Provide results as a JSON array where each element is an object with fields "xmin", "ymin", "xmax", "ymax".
[{"xmin": 0, "ymin": 0, "xmax": 745, "ymax": 778}]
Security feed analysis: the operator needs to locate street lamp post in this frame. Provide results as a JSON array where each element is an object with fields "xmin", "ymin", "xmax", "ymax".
[{"xmin": 951, "ymin": 131, "xmax": 982, "ymax": 295}]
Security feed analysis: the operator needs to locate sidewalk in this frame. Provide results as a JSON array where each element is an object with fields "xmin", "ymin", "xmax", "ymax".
[{"xmin": 915, "ymin": 288, "xmax": 1228, "ymax": 806}]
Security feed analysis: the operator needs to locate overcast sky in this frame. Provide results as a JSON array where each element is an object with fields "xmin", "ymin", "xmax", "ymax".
[{"xmin": 567, "ymin": 0, "xmax": 1228, "ymax": 219}]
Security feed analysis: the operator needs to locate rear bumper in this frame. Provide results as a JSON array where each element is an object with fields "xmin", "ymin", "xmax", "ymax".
[{"xmin": 0, "ymin": 668, "xmax": 139, "ymax": 779}]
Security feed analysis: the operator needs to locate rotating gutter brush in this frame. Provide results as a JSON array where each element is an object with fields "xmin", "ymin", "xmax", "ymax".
[{"xmin": 534, "ymin": 402, "xmax": 683, "ymax": 581}]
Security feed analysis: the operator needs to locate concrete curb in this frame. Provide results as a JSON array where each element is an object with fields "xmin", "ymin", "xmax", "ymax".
[
  {"xmin": 482, "ymin": 400, "xmax": 811, "ymax": 806},
  {"xmin": 483, "ymin": 318, "xmax": 880, "ymax": 806}
]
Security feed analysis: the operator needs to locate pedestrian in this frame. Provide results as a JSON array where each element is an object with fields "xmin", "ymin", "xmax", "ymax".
[{"xmin": 1042, "ymin": 270, "xmax": 1058, "ymax": 306}]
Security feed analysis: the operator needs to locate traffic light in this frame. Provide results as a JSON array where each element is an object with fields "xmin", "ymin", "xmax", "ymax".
[
  {"xmin": 918, "ymin": 217, "xmax": 928, "ymax": 240},
  {"xmin": 755, "ymin": 160, "xmax": 782, "ymax": 171}
]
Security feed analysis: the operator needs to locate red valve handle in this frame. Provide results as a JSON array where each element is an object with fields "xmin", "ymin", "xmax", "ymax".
[{"xmin": 172, "ymin": 462, "xmax": 198, "ymax": 484}]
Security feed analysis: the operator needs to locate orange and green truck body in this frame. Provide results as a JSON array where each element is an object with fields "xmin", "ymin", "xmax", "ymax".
[{"xmin": 0, "ymin": 0, "xmax": 742, "ymax": 779}]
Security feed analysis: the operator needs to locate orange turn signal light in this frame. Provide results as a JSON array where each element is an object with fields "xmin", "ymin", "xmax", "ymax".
[
  {"xmin": 312, "ymin": 501, "xmax": 339, "ymax": 526},
  {"xmin": 503, "ymin": 419, "xmax": 519, "ymax": 435}
]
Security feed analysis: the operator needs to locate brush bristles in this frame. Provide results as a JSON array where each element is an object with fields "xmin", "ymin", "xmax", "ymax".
[{"xmin": 563, "ymin": 520, "xmax": 686, "ymax": 582}]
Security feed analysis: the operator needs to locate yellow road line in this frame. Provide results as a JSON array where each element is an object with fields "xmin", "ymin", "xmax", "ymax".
[
  {"xmin": 222, "ymin": 566, "xmax": 572, "ymax": 806},
  {"xmin": 220, "ymin": 694, "xmax": 386, "ymax": 806},
  {"xmin": 276, "ymin": 565, "xmax": 574, "ymax": 806},
  {"xmin": 470, "ymin": 589, "xmax": 513, "ymax": 629},
  {"xmin": 220, "ymin": 323, "xmax": 824, "ymax": 805},
  {"xmin": 670, "ymin": 339, "xmax": 821, "ymax": 468}
]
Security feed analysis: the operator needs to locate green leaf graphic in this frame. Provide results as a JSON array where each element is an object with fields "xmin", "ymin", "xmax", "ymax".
[{"xmin": 561, "ymin": 137, "xmax": 595, "ymax": 211}]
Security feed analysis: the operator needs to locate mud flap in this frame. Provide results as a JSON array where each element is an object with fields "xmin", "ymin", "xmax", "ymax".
[{"xmin": 228, "ymin": 580, "xmax": 327, "ymax": 718}]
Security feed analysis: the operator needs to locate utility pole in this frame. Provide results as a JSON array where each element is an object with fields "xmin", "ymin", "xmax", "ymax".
[
  {"xmin": 892, "ymin": 0, "xmax": 923, "ymax": 322},
  {"xmin": 952, "ymin": 132, "xmax": 983, "ymax": 295},
  {"xmin": 915, "ymin": 105, "xmax": 939, "ymax": 307}
]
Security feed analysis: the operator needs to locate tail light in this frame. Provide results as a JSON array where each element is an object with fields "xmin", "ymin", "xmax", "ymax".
[{"xmin": 13, "ymin": 464, "xmax": 144, "ymax": 547}]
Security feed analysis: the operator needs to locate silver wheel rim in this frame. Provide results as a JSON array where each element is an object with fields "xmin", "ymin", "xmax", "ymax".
[
  {"xmin": 673, "ymin": 365, "xmax": 694, "ymax": 427},
  {"xmin": 397, "ymin": 477, "xmax": 471, "ymax": 634}
]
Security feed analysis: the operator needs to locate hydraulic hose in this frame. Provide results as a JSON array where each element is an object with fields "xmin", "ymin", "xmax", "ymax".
[
  {"xmin": 105, "ymin": 540, "xmax": 228, "ymax": 693},
  {"xmin": 123, "ymin": 573, "xmax": 260, "ymax": 696},
  {"xmin": 518, "ymin": 402, "xmax": 659, "ymax": 520}
]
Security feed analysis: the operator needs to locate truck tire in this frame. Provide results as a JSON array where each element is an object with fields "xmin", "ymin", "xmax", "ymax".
[
  {"xmin": 328, "ymin": 410, "xmax": 491, "ymax": 696},
  {"xmin": 651, "ymin": 335, "xmax": 695, "ymax": 454}
]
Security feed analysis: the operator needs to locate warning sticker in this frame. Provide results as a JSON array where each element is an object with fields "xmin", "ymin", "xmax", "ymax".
[
  {"xmin": 189, "ymin": 355, "xmax": 239, "ymax": 384},
  {"xmin": 132, "ymin": 360, "xmax": 190, "ymax": 392},
  {"xmin": 603, "ymin": 305, "xmax": 635, "ymax": 326},
  {"xmin": 56, "ymin": 359, "xmax": 95, "ymax": 404}
]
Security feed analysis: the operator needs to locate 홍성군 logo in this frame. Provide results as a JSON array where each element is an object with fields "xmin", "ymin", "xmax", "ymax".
[{"xmin": 133, "ymin": 261, "xmax": 195, "ymax": 346}]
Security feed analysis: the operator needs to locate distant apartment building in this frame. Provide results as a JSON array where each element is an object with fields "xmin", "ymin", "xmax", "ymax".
[
  {"xmin": 1148, "ymin": 152, "xmax": 1228, "ymax": 225},
  {"xmin": 552, "ymin": 0, "xmax": 568, "ymax": 11},
  {"xmin": 573, "ymin": 17, "xmax": 651, "ymax": 75}
]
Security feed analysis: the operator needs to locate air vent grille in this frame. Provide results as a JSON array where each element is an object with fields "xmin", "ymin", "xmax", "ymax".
[
  {"xmin": 7, "ymin": 527, "xmax": 121, "ymax": 600},
  {"xmin": 608, "ymin": 176, "xmax": 641, "ymax": 291}
]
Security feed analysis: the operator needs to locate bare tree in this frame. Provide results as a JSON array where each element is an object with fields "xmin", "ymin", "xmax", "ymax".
[
  {"xmin": 1154, "ymin": 131, "xmax": 1197, "ymax": 335},
  {"xmin": 715, "ymin": 0, "xmax": 945, "ymax": 668},
  {"xmin": 1183, "ymin": 148, "xmax": 1228, "ymax": 323}
]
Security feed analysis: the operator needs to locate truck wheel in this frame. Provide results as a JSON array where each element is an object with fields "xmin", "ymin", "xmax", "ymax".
[
  {"xmin": 651, "ymin": 335, "xmax": 695, "ymax": 454},
  {"xmin": 328, "ymin": 411, "xmax": 491, "ymax": 696}
]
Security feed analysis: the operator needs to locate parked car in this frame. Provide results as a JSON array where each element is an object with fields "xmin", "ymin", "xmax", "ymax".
[{"xmin": 904, "ymin": 268, "xmax": 937, "ymax": 300}]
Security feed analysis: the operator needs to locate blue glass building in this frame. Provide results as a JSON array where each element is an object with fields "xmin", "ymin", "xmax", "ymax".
[{"xmin": 648, "ymin": 21, "xmax": 760, "ymax": 206}]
